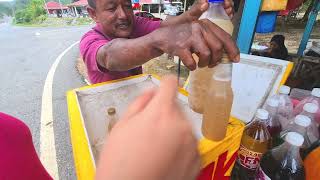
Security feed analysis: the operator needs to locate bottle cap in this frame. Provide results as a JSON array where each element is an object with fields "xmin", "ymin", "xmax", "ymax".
[
  {"xmin": 208, "ymin": 0, "xmax": 224, "ymax": 2},
  {"xmin": 256, "ymin": 109, "xmax": 269, "ymax": 120},
  {"xmin": 311, "ymin": 88, "xmax": 320, "ymax": 98},
  {"xmin": 107, "ymin": 107, "xmax": 116, "ymax": 115},
  {"xmin": 303, "ymin": 103, "xmax": 319, "ymax": 114},
  {"xmin": 285, "ymin": 132, "xmax": 304, "ymax": 147},
  {"xmin": 294, "ymin": 115, "xmax": 311, "ymax": 127},
  {"xmin": 279, "ymin": 85, "xmax": 290, "ymax": 95},
  {"xmin": 266, "ymin": 98, "xmax": 279, "ymax": 107}
]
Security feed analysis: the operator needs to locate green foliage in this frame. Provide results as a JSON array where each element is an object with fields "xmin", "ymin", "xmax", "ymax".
[
  {"xmin": 14, "ymin": 0, "xmax": 46, "ymax": 24},
  {"xmin": 15, "ymin": 0, "xmax": 30, "ymax": 10},
  {"xmin": 35, "ymin": 14, "xmax": 47, "ymax": 23}
]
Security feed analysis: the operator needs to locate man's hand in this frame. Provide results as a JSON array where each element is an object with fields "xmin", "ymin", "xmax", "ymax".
[
  {"xmin": 96, "ymin": 76, "xmax": 200, "ymax": 180},
  {"xmin": 160, "ymin": 0, "xmax": 234, "ymax": 27},
  {"xmin": 187, "ymin": 0, "xmax": 235, "ymax": 21},
  {"xmin": 155, "ymin": 19, "xmax": 240, "ymax": 70}
]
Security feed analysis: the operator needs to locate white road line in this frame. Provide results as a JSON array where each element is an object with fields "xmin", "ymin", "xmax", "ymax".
[{"xmin": 40, "ymin": 41, "xmax": 80, "ymax": 180}]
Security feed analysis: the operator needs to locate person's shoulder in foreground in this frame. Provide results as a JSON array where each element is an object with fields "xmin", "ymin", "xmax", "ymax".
[{"xmin": 79, "ymin": 16, "xmax": 160, "ymax": 84}]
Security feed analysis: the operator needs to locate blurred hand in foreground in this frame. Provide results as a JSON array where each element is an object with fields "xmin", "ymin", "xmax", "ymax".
[{"xmin": 96, "ymin": 76, "xmax": 200, "ymax": 180}]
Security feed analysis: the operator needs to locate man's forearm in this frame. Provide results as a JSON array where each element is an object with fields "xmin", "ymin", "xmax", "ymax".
[{"xmin": 97, "ymin": 30, "xmax": 164, "ymax": 71}]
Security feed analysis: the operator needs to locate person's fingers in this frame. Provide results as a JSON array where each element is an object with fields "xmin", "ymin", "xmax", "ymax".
[
  {"xmin": 201, "ymin": 19, "xmax": 240, "ymax": 62},
  {"xmin": 208, "ymin": 60, "xmax": 219, "ymax": 68},
  {"xmin": 189, "ymin": 156, "xmax": 201, "ymax": 180},
  {"xmin": 178, "ymin": 49, "xmax": 197, "ymax": 71},
  {"xmin": 121, "ymin": 88, "xmax": 156, "ymax": 120},
  {"xmin": 199, "ymin": 21, "xmax": 223, "ymax": 66},
  {"xmin": 178, "ymin": 125, "xmax": 201, "ymax": 180},
  {"xmin": 223, "ymin": 0, "xmax": 233, "ymax": 8},
  {"xmin": 147, "ymin": 75, "xmax": 178, "ymax": 110},
  {"xmin": 191, "ymin": 32, "xmax": 211, "ymax": 68},
  {"xmin": 156, "ymin": 75, "xmax": 178, "ymax": 104},
  {"xmin": 188, "ymin": 0, "xmax": 208, "ymax": 18},
  {"xmin": 197, "ymin": 0, "xmax": 209, "ymax": 12},
  {"xmin": 225, "ymin": 7, "xmax": 234, "ymax": 18}
]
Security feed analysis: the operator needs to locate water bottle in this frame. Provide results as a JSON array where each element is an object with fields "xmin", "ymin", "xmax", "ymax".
[
  {"xmin": 294, "ymin": 88, "xmax": 320, "ymax": 124},
  {"xmin": 270, "ymin": 85, "xmax": 294, "ymax": 128},
  {"xmin": 299, "ymin": 103, "xmax": 319, "ymax": 142},
  {"xmin": 257, "ymin": 132, "xmax": 305, "ymax": 180},
  {"xmin": 264, "ymin": 98, "xmax": 282, "ymax": 147},
  {"xmin": 281, "ymin": 115, "xmax": 312, "ymax": 151},
  {"xmin": 188, "ymin": 0, "xmax": 233, "ymax": 114}
]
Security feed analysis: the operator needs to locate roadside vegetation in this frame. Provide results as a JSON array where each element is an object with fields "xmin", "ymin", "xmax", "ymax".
[{"xmin": 0, "ymin": 0, "xmax": 92, "ymax": 26}]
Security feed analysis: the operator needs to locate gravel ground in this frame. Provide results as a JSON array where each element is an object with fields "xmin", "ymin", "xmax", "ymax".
[{"xmin": 77, "ymin": 54, "xmax": 190, "ymax": 87}]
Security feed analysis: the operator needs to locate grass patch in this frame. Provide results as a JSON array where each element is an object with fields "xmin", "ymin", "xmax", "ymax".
[{"xmin": 13, "ymin": 17, "xmax": 94, "ymax": 27}]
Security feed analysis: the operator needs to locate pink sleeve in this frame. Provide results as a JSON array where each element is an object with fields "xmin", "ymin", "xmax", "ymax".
[
  {"xmin": 80, "ymin": 31, "xmax": 108, "ymax": 73},
  {"xmin": 132, "ymin": 16, "xmax": 161, "ymax": 37}
]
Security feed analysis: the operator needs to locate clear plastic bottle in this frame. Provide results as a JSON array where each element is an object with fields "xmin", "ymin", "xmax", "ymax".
[
  {"xmin": 232, "ymin": 109, "xmax": 271, "ymax": 179},
  {"xmin": 264, "ymin": 98, "xmax": 282, "ymax": 147},
  {"xmin": 294, "ymin": 88, "xmax": 320, "ymax": 123},
  {"xmin": 257, "ymin": 132, "xmax": 305, "ymax": 180},
  {"xmin": 299, "ymin": 103, "xmax": 319, "ymax": 142},
  {"xmin": 188, "ymin": 0, "xmax": 233, "ymax": 114},
  {"xmin": 270, "ymin": 85, "xmax": 294, "ymax": 128},
  {"xmin": 107, "ymin": 107, "xmax": 118, "ymax": 133},
  {"xmin": 202, "ymin": 61, "xmax": 233, "ymax": 140},
  {"xmin": 264, "ymin": 98, "xmax": 281, "ymax": 137},
  {"xmin": 281, "ymin": 115, "xmax": 312, "ymax": 151}
]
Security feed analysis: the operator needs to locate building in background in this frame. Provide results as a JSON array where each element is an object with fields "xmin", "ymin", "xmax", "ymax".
[
  {"xmin": 44, "ymin": 1, "xmax": 69, "ymax": 17},
  {"xmin": 68, "ymin": 0, "xmax": 88, "ymax": 17}
]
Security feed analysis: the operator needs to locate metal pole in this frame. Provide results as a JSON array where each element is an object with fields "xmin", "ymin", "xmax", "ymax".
[
  {"xmin": 297, "ymin": 0, "xmax": 320, "ymax": 56},
  {"xmin": 293, "ymin": 0, "xmax": 320, "ymax": 77},
  {"xmin": 184, "ymin": 0, "xmax": 187, "ymax": 12},
  {"xmin": 236, "ymin": 0, "xmax": 263, "ymax": 54}
]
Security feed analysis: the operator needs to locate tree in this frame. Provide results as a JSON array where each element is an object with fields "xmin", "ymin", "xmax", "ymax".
[
  {"xmin": 14, "ymin": 0, "xmax": 29, "ymax": 11},
  {"xmin": 0, "ymin": 2, "xmax": 14, "ymax": 17},
  {"xmin": 14, "ymin": 0, "xmax": 46, "ymax": 24}
]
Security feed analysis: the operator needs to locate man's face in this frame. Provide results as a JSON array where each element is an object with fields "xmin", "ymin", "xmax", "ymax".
[{"xmin": 90, "ymin": 0, "xmax": 134, "ymax": 38}]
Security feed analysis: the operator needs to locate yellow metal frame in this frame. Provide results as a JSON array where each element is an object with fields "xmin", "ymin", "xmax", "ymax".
[
  {"xmin": 67, "ymin": 61, "xmax": 293, "ymax": 179},
  {"xmin": 67, "ymin": 91, "xmax": 96, "ymax": 180}
]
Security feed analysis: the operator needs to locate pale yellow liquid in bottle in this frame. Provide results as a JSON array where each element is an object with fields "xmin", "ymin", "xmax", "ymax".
[
  {"xmin": 188, "ymin": 19, "xmax": 234, "ymax": 114},
  {"xmin": 202, "ymin": 63, "xmax": 233, "ymax": 141}
]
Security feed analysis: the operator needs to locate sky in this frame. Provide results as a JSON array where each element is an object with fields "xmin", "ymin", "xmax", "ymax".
[{"xmin": 0, "ymin": 0, "xmax": 14, "ymax": 2}]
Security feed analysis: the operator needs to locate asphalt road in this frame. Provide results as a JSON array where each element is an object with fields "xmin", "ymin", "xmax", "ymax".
[{"xmin": 0, "ymin": 22, "xmax": 91, "ymax": 179}]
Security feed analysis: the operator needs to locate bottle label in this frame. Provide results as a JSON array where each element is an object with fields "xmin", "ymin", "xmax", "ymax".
[
  {"xmin": 238, "ymin": 144, "xmax": 263, "ymax": 170},
  {"xmin": 256, "ymin": 167, "xmax": 271, "ymax": 180}
]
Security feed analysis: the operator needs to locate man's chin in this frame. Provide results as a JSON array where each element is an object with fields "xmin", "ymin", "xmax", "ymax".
[{"xmin": 115, "ymin": 29, "xmax": 132, "ymax": 38}]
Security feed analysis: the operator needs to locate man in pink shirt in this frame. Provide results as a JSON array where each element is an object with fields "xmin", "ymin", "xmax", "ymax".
[{"xmin": 80, "ymin": 0, "xmax": 239, "ymax": 84}]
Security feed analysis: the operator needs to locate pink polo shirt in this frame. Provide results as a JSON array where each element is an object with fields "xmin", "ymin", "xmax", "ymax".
[{"xmin": 80, "ymin": 16, "xmax": 161, "ymax": 84}]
